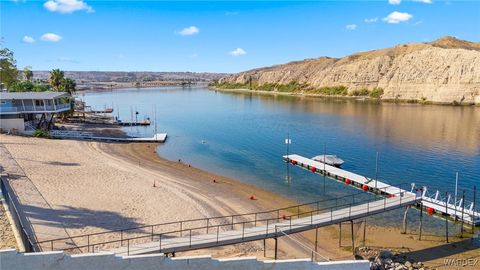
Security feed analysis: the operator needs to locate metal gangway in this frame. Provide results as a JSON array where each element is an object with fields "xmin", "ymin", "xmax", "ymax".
[
  {"xmin": 32, "ymin": 184, "xmax": 418, "ymax": 256},
  {"xmin": 284, "ymin": 154, "xmax": 479, "ymax": 226}
]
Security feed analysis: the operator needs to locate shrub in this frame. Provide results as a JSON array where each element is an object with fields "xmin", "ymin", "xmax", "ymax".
[
  {"xmin": 350, "ymin": 88, "xmax": 370, "ymax": 96},
  {"xmin": 313, "ymin": 86, "xmax": 348, "ymax": 96},
  {"xmin": 369, "ymin": 87, "xmax": 384, "ymax": 99},
  {"xmin": 33, "ymin": 129, "xmax": 49, "ymax": 138}
]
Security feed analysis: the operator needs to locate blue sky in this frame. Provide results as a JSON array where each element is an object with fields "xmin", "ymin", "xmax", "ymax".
[{"xmin": 1, "ymin": 0, "xmax": 479, "ymax": 73}]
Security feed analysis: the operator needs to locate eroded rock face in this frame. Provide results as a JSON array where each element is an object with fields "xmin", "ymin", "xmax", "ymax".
[{"xmin": 219, "ymin": 37, "xmax": 480, "ymax": 104}]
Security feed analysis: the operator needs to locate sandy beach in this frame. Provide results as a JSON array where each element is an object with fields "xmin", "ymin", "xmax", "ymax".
[{"xmin": 0, "ymin": 134, "xmax": 478, "ymax": 268}]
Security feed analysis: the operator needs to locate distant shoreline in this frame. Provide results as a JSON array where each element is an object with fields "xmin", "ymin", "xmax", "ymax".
[{"xmin": 210, "ymin": 87, "xmax": 479, "ymax": 106}]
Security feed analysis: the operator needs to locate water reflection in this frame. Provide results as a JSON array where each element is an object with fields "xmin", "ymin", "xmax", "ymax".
[{"xmin": 225, "ymin": 91, "xmax": 480, "ymax": 155}]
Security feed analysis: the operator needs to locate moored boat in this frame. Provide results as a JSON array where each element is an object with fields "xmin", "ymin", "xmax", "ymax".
[{"xmin": 311, "ymin": 155, "xmax": 344, "ymax": 167}]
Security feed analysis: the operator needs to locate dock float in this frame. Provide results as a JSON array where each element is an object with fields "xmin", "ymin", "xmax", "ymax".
[
  {"xmin": 49, "ymin": 130, "xmax": 167, "ymax": 143},
  {"xmin": 284, "ymin": 154, "xmax": 480, "ymax": 226}
]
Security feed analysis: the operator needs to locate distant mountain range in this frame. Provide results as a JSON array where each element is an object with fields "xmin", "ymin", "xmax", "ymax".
[
  {"xmin": 216, "ymin": 36, "xmax": 480, "ymax": 105},
  {"xmin": 32, "ymin": 71, "xmax": 226, "ymax": 83},
  {"xmin": 31, "ymin": 71, "xmax": 227, "ymax": 90}
]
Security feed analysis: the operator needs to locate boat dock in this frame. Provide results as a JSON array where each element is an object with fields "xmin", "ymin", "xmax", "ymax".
[
  {"xmin": 49, "ymin": 130, "xmax": 167, "ymax": 143},
  {"xmin": 283, "ymin": 154, "xmax": 479, "ymax": 226},
  {"xmin": 116, "ymin": 120, "xmax": 151, "ymax": 126}
]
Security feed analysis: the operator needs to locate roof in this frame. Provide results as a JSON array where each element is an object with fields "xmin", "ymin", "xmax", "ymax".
[{"xmin": 0, "ymin": 91, "xmax": 69, "ymax": 100}]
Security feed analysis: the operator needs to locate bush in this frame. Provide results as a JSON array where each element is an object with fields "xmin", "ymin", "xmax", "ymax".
[
  {"xmin": 369, "ymin": 87, "xmax": 384, "ymax": 99},
  {"xmin": 9, "ymin": 80, "xmax": 52, "ymax": 92},
  {"xmin": 213, "ymin": 82, "xmax": 251, "ymax": 89},
  {"xmin": 313, "ymin": 86, "xmax": 348, "ymax": 96},
  {"xmin": 350, "ymin": 88, "xmax": 370, "ymax": 96},
  {"xmin": 33, "ymin": 129, "xmax": 49, "ymax": 138}
]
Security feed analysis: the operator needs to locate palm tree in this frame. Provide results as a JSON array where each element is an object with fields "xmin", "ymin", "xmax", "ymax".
[
  {"xmin": 49, "ymin": 69, "xmax": 64, "ymax": 91},
  {"xmin": 23, "ymin": 66, "xmax": 33, "ymax": 81},
  {"xmin": 61, "ymin": 78, "xmax": 76, "ymax": 95}
]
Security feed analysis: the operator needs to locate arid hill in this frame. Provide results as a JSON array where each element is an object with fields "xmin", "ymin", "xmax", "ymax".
[{"xmin": 217, "ymin": 36, "xmax": 480, "ymax": 104}]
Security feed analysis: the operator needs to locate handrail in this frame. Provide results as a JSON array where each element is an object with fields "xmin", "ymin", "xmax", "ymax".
[
  {"xmin": 34, "ymin": 182, "xmax": 410, "ymax": 245},
  {"xmin": 35, "ymin": 183, "xmax": 415, "ymax": 253}
]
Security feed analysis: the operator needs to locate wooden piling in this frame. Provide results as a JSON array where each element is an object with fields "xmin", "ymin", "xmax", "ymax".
[{"xmin": 350, "ymin": 220, "xmax": 355, "ymax": 255}]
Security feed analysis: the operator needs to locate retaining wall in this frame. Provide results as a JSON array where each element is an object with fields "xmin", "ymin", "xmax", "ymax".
[{"xmin": 0, "ymin": 249, "xmax": 370, "ymax": 270}]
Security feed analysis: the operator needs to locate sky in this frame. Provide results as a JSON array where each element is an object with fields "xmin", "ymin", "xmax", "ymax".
[{"xmin": 1, "ymin": 0, "xmax": 479, "ymax": 73}]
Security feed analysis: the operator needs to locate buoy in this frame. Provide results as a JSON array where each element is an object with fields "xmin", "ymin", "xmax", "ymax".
[
  {"xmin": 345, "ymin": 178, "xmax": 351, "ymax": 185},
  {"xmin": 310, "ymin": 167, "xmax": 316, "ymax": 173},
  {"xmin": 427, "ymin": 207, "xmax": 435, "ymax": 215},
  {"xmin": 362, "ymin": 184, "xmax": 369, "ymax": 192},
  {"xmin": 250, "ymin": 195, "xmax": 257, "ymax": 200}
]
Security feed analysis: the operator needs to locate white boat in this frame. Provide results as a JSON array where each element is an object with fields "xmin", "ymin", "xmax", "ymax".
[{"xmin": 311, "ymin": 155, "xmax": 345, "ymax": 167}]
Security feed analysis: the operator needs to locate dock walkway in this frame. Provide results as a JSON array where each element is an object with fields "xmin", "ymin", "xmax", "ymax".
[
  {"xmin": 110, "ymin": 193, "xmax": 418, "ymax": 255},
  {"xmin": 48, "ymin": 130, "xmax": 167, "ymax": 143},
  {"xmin": 284, "ymin": 154, "xmax": 479, "ymax": 226}
]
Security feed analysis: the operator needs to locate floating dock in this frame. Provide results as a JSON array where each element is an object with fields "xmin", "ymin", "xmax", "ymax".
[
  {"xmin": 116, "ymin": 120, "xmax": 151, "ymax": 126},
  {"xmin": 284, "ymin": 154, "xmax": 480, "ymax": 226},
  {"xmin": 49, "ymin": 130, "xmax": 167, "ymax": 143}
]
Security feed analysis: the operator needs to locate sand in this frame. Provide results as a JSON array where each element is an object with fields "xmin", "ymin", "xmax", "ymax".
[{"xmin": 0, "ymin": 134, "xmax": 478, "ymax": 268}]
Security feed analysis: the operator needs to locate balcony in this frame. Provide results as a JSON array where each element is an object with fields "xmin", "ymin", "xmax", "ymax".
[{"xmin": 0, "ymin": 103, "xmax": 71, "ymax": 114}]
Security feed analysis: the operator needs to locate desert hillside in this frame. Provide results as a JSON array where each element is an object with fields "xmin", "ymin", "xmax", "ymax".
[{"xmin": 216, "ymin": 36, "xmax": 480, "ymax": 105}]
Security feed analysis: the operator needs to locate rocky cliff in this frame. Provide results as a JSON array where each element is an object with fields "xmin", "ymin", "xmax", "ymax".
[{"xmin": 217, "ymin": 37, "xmax": 480, "ymax": 104}]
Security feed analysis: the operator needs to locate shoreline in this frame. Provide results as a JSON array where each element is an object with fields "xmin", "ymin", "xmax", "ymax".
[
  {"xmin": 0, "ymin": 135, "xmax": 478, "ymax": 268},
  {"xmin": 209, "ymin": 86, "xmax": 480, "ymax": 107}
]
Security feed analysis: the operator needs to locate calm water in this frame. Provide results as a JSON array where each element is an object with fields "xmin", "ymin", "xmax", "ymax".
[{"xmin": 83, "ymin": 86, "xmax": 480, "ymax": 232}]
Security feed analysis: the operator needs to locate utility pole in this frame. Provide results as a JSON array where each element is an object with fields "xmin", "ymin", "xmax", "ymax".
[{"xmin": 285, "ymin": 134, "xmax": 291, "ymax": 183}]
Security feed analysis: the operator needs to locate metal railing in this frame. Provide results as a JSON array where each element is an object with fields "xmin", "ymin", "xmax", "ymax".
[
  {"xmin": 0, "ymin": 176, "xmax": 35, "ymax": 252},
  {"xmin": 33, "ymin": 183, "xmax": 414, "ymax": 254},
  {"xmin": 0, "ymin": 104, "xmax": 70, "ymax": 113}
]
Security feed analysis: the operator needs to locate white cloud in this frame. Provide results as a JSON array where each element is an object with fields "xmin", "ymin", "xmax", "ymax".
[
  {"xmin": 22, "ymin": 35, "xmax": 35, "ymax": 43},
  {"xmin": 40, "ymin": 33, "xmax": 63, "ymax": 42},
  {"xmin": 364, "ymin": 17, "xmax": 378, "ymax": 23},
  {"xmin": 230, "ymin": 48, "xmax": 247, "ymax": 57},
  {"xmin": 413, "ymin": 0, "xmax": 432, "ymax": 3},
  {"xmin": 179, "ymin": 26, "xmax": 199, "ymax": 36},
  {"xmin": 345, "ymin": 24, "xmax": 357, "ymax": 30},
  {"xmin": 44, "ymin": 0, "xmax": 94, "ymax": 14},
  {"xmin": 383, "ymin": 11, "xmax": 413, "ymax": 24},
  {"xmin": 388, "ymin": 0, "xmax": 401, "ymax": 5}
]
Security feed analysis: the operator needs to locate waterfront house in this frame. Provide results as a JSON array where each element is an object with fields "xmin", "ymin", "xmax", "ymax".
[{"xmin": 0, "ymin": 92, "xmax": 71, "ymax": 132}]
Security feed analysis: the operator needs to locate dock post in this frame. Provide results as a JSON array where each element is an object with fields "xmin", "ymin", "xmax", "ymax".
[
  {"xmin": 418, "ymin": 203, "xmax": 423, "ymax": 240},
  {"xmin": 339, "ymin": 223, "xmax": 342, "ymax": 247},
  {"xmin": 445, "ymin": 192, "xmax": 449, "ymax": 243},
  {"xmin": 315, "ymin": 227, "xmax": 318, "ymax": 254},
  {"xmin": 263, "ymin": 239, "xmax": 266, "ymax": 258},
  {"xmin": 350, "ymin": 220, "xmax": 355, "ymax": 255},
  {"xmin": 402, "ymin": 206, "xmax": 409, "ymax": 234},
  {"xmin": 461, "ymin": 191, "xmax": 465, "ymax": 238},
  {"xmin": 274, "ymin": 237, "xmax": 278, "ymax": 260},
  {"xmin": 363, "ymin": 219, "xmax": 366, "ymax": 247}
]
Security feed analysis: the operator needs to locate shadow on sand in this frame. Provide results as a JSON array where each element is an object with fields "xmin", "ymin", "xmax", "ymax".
[{"xmin": 401, "ymin": 238, "xmax": 480, "ymax": 262}]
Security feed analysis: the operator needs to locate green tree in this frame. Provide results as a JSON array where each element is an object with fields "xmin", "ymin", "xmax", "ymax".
[
  {"xmin": 23, "ymin": 66, "xmax": 33, "ymax": 81},
  {"xmin": 0, "ymin": 48, "xmax": 19, "ymax": 89},
  {"xmin": 10, "ymin": 80, "xmax": 34, "ymax": 92},
  {"xmin": 49, "ymin": 69, "xmax": 65, "ymax": 91},
  {"xmin": 61, "ymin": 78, "xmax": 76, "ymax": 95}
]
